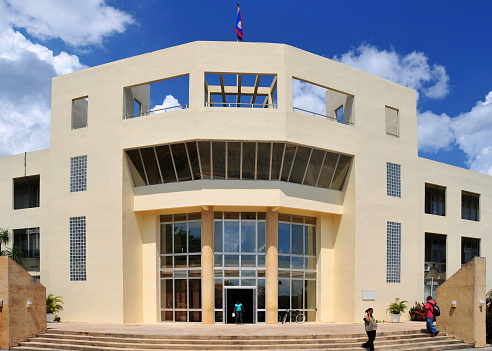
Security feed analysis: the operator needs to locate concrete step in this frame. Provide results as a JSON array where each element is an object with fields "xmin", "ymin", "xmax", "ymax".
[{"xmin": 11, "ymin": 329, "xmax": 475, "ymax": 351}]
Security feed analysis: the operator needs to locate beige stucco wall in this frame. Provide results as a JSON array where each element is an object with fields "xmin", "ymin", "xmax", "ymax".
[
  {"xmin": 436, "ymin": 257, "xmax": 486, "ymax": 347},
  {"xmin": 0, "ymin": 257, "xmax": 46, "ymax": 350},
  {"xmin": 0, "ymin": 41, "xmax": 490, "ymax": 324}
]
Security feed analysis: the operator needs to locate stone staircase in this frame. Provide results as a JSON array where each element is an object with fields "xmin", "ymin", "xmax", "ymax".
[{"xmin": 11, "ymin": 329, "xmax": 474, "ymax": 351}]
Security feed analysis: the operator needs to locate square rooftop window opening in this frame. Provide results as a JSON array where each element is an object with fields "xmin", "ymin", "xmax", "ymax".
[
  {"xmin": 205, "ymin": 73, "xmax": 277, "ymax": 108},
  {"xmin": 425, "ymin": 183, "xmax": 446, "ymax": 216},
  {"xmin": 292, "ymin": 78, "xmax": 354, "ymax": 125},
  {"xmin": 462, "ymin": 191, "xmax": 479, "ymax": 221},
  {"xmin": 124, "ymin": 74, "xmax": 189, "ymax": 119},
  {"xmin": 72, "ymin": 97, "xmax": 88, "ymax": 129},
  {"xmin": 385, "ymin": 106, "xmax": 399, "ymax": 138},
  {"xmin": 13, "ymin": 175, "xmax": 40, "ymax": 209}
]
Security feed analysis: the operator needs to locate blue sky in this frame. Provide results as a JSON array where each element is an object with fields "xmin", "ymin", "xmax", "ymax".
[{"xmin": 0, "ymin": 0, "xmax": 491, "ymax": 173}]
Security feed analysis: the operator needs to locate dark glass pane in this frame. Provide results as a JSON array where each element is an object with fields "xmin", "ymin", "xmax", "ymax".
[
  {"xmin": 224, "ymin": 212, "xmax": 240, "ymax": 219},
  {"xmin": 241, "ymin": 221, "xmax": 256, "ymax": 252},
  {"xmin": 292, "ymin": 224, "xmax": 303, "ymax": 255},
  {"xmin": 257, "ymin": 221, "xmax": 266, "ymax": 253},
  {"xmin": 278, "ymin": 255, "xmax": 290, "ymax": 269},
  {"xmin": 174, "ymin": 255, "xmax": 187, "ymax": 268},
  {"xmin": 224, "ymin": 221, "xmax": 239, "ymax": 252},
  {"xmin": 198, "ymin": 141, "xmax": 211, "ymax": 179},
  {"xmin": 305, "ymin": 280, "xmax": 316, "ymax": 309},
  {"xmin": 224, "ymin": 255, "xmax": 239, "ymax": 267},
  {"xmin": 140, "ymin": 147, "xmax": 162, "ymax": 185},
  {"xmin": 331, "ymin": 154, "xmax": 352, "ymax": 190},
  {"xmin": 215, "ymin": 279, "xmax": 223, "ymax": 309},
  {"xmin": 257, "ymin": 255, "xmax": 265, "ymax": 267},
  {"xmin": 155, "ymin": 145, "xmax": 177, "ymax": 183},
  {"xmin": 186, "ymin": 142, "xmax": 201, "ymax": 180},
  {"xmin": 174, "ymin": 222, "xmax": 187, "ymax": 254},
  {"xmin": 257, "ymin": 279, "xmax": 266, "ymax": 309},
  {"xmin": 161, "ymin": 311, "xmax": 173, "ymax": 321},
  {"xmin": 215, "ymin": 311, "xmax": 223, "ymax": 323},
  {"xmin": 303, "ymin": 149, "xmax": 325, "ymax": 186},
  {"xmin": 214, "ymin": 254, "xmax": 223, "ymax": 267},
  {"xmin": 161, "ymin": 256, "xmax": 172, "ymax": 268},
  {"xmin": 278, "ymin": 278, "xmax": 290, "ymax": 309},
  {"xmin": 214, "ymin": 220, "xmax": 223, "ymax": 253},
  {"xmin": 189, "ymin": 279, "xmax": 201, "ymax": 309},
  {"xmin": 257, "ymin": 142, "xmax": 271, "ymax": 180},
  {"xmin": 188, "ymin": 221, "xmax": 201, "ymax": 253},
  {"xmin": 126, "ymin": 149, "xmax": 147, "ymax": 186},
  {"xmin": 425, "ymin": 186, "xmax": 446, "ymax": 216},
  {"xmin": 189, "ymin": 255, "xmax": 201, "ymax": 267},
  {"xmin": 317, "ymin": 152, "xmax": 338, "ymax": 189},
  {"xmin": 257, "ymin": 311, "xmax": 265, "ymax": 323},
  {"xmin": 305, "ymin": 226, "xmax": 316, "ymax": 256},
  {"xmin": 289, "ymin": 146, "xmax": 311, "ymax": 184},
  {"xmin": 281, "ymin": 144, "xmax": 297, "ymax": 182},
  {"xmin": 271, "ymin": 143, "xmax": 285, "ymax": 181},
  {"xmin": 161, "ymin": 279, "xmax": 173, "ymax": 308},
  {"xmin": 160, "ymin": 223, "xmax": 173, "ymax": 254},
  {"xmin": 171, "ymin": 143, "xmax": 192, "ymax": 182},
  {"xmin": 175, "ymin": 311, "xmax": 187, "ymax": 322},
  {"xmin": 242, "ymin": 279, "xmax": 256, "ymax": 286},
  {"xmin": 212, "ymin": 141, "xmax": 226, "ymax": 180},
  {"xmin": 175, "ymin": 279, "xmax": 187, "ymax": 309},
  {"xmin": 278, "ymin": 222, "xmax": 291, "ymax": 254},
  {"xmin": 189, "ymin": 311, "xmax": 202, "ymax": 322},
  {"xmin": 291, "ymin": 280, "xmax": 303, "ymax": 309},
  {"xmin": 242, "ymin": 142, "xmax": 256, "ymax": 180},
  {"xmin": 227, "ymin": 142, "xmax": 241, "ymax": 180},
  {"xmin": 241, "ymin": 255, "xmax": 256, "ymax": 267}
]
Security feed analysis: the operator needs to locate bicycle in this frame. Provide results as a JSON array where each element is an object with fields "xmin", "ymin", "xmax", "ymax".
[{"xmin": 281, "ymin": 309, "xmax": 306, "ymax": 324}]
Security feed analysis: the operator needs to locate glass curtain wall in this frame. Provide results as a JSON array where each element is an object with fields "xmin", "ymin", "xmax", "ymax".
[
  {"xmin": 213, "ymin": 212, "xmax": 266, "ymax": 323},
  {"xmin": 278, "ymin": 214, "xmax": 317, "ymax": 322},
  {"xmin": 160, "ymin": 213, "xmax": 202, "ymax": 322}
]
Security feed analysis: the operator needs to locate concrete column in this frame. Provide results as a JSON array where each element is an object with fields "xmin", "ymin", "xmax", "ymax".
[
  {"xmin": 201, "ymin": 206, "xmax": 214, "ymax": 324},
  {"xmin": 265, "ymin": 208, "xmax": 278, "ymax": 324}
]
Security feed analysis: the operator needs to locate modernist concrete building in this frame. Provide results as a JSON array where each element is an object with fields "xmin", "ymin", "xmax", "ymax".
[{"xmin": 0, "ymin": 41, "xmax": 490, "ymax": 324}]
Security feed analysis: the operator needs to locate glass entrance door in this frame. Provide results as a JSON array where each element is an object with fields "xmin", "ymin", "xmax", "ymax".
[{"xmin": 225, "ymin": 287, "xmax": 256, "ymax": 324}]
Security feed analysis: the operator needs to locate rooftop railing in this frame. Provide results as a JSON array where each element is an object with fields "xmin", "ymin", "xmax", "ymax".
[
  {"xmin": 292, "ymin": 107, "xmax": 354, "ymax": 126},
  {"xmin": 124, "ymin": 104, "xmax": 189, "ymax": 119},
  {"xmin": 205, "ymin": 102, "xmax": 277, "ymax": 108}
]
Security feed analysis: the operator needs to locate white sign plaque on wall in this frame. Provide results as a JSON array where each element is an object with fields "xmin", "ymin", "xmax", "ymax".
[{"xmin": 362, "ymin": 289, "xmax": 376, "ymax": 301}]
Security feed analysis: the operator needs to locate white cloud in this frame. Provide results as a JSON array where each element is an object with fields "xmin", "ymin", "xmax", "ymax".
[
  {"xmin": 333, "ymin": 44, "xmax": 450, "ymax": 99},
  {"xmin": 292, "ymin": 79, "xmax": 327, "ymax": 116},
  {"xmin": 151, "ymin": 95, "xmax": 183, "ymax": 113},
  {"xmin": 0, "ymin": 27, "xmax": 88, "ymax": 156},
  {"xmin": 418, "ymin": 92, "xmax": 492, "ymax": 174},
  {"xmin": 1, "ymin": 0, "xmax": 134, "ymax": 47}
]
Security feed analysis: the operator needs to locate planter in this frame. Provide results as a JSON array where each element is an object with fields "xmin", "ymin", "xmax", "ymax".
[
  {"xmin": 47, "ymin": 313, "xmax": 55, "ymax": 323},
  {"xmin": 390, "ymin": 313, "xmax": 401, "ymax": 323}
]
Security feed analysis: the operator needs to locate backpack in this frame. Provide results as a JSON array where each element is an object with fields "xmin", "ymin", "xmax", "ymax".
[{"xmin": 430, "ymin": 301, "xmax": 441, "ymax": 317}]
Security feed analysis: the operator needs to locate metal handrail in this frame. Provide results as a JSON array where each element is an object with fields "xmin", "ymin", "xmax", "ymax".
[
  {"xmin": 292, "ymin": 107, "xmax": 354, "ymax": 126},
  {"xmin": 205, "ymin": 102, "xmax": 277, "ymax": 108},
  {"xmin": 124, "ymin": 104, "xmax": 189, "ymax": 119}
]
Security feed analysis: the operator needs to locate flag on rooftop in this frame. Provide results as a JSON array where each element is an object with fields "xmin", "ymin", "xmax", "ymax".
[{"xmin": 236, "ymin": 4, "xmax": 243, "ymax": 41}]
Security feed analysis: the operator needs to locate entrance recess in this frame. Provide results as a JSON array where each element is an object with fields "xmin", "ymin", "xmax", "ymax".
[{"xmin": 225, "ymin": 287, "xmax": 256, "ymax": 324}]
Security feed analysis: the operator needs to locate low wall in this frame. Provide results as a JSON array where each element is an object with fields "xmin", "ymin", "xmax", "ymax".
[
  {"xmin": 436, "ymin": 256, "xmax": 486, "ymax": 347},
  {"xmin": 0, "ymin": 256, "xmax": 47, "ymax": 350}
]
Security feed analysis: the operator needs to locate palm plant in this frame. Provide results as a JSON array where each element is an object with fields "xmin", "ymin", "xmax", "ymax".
[
  {"xmin": 0, "ymin": 228, "xmax": 10, "ymax": 254},
  {"xmin": 46, "ymin": 294, "xmax": 64, "ymax": 314},
  {"xmin": 387, "ymin": 297, "xmax": 408, "ymax": 314}
]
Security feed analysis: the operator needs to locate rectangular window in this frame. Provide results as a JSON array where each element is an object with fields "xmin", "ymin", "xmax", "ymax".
[
  {"xmin": 72, "ymin": 97, "xmax": 88, "ymax": 129},
  {"xmin": 424, "ymin": 233, "xmax": 446, "ymax": 298},
  {"xmin": 386, "ymin": 221, "xmax": 401, "ymax": 283},
  {"xmin": 70, "ymin": 155, "xmax": 87, "ymax": 192},
  {"xmin": 461, "ymin": 237, "xmax": 480, "ymax": 265},
  {"xmin": 462, "ymin": 191, "xmax": 479, "ymax": 221},
  {"xmin": 70, "ymin": 216, "xmax": 86, "ymax": 281},
  {"xmin": 13, "ymin": 175, "xmax": 40, "ymax": 209},
  {"xmin": 386, "ymin": 163, "xmax": 401, "ymax": 197},
  {"xmin": 425, "ymin": 184, "xmax": 446, "ymax": 216},
  {"xmin": 385, "ymin": 106, "xmax": 399, "ymax": 137},
  {"xmin": 13, "ymin": 227, "xmax": 40, "ymax": 258}
]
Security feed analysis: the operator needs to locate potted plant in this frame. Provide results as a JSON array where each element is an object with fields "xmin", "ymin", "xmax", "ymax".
[
  {"xmin": 387, "ymin": 297, "xmax": 408, "ymax": 323},
  {"xmin": 46, "ymin": 294, "xmax": 64, "ymax": 323}
]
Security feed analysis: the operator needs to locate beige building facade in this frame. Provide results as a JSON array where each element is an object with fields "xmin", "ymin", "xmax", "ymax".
[{"xmin": 0, "ymin": 41, "xmax": 489, "ymax": 324}]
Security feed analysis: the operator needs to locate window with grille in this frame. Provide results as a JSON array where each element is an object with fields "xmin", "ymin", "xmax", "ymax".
[
  {"xmin": 386, "ymin": 221, "xmax": 401, "ymax": 283},
  {"xmin": 386, "ymin": 163, "xmax": 401, "ymax": 197},
  {"xmin": 70, "ymin": 216, "xmax": 86, "ymax": 281},
  {"xmin": 462, "ymin": 192, "xmax": 479, "ymax": 221},
  {"xmin": 70, "ymin": 156, "xmax": 87, "ymax": 192},
  {"xmin": 425, "ymin": 184, "xmax": 446, "ymax": 216}
]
